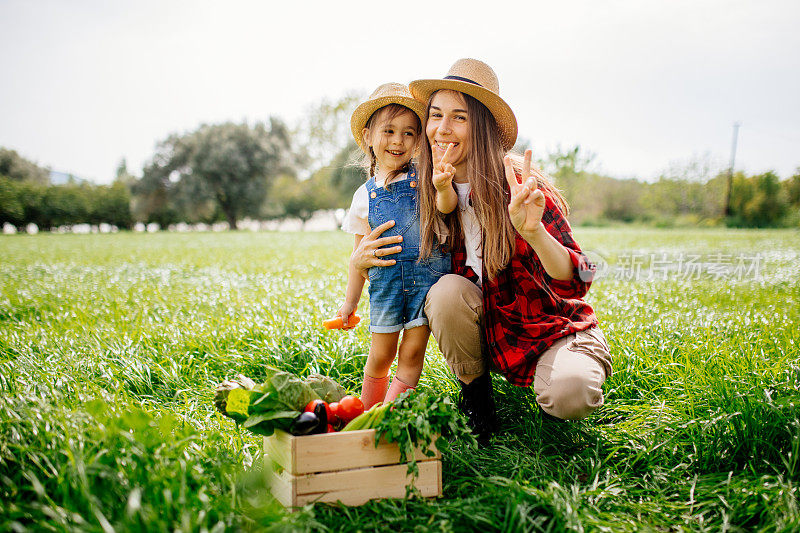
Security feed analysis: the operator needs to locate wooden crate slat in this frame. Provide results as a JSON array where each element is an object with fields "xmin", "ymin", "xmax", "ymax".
[
  {"xmin": 294, "ymin": 459, "xmax": 439, "ymax": 494},
  {"xmin": 265, "ymin": 429, "xmax": 440, "ymax": 475},
  {"xmin": 294, "ymin": 461, "xmax": 441, "ymax": 506}
]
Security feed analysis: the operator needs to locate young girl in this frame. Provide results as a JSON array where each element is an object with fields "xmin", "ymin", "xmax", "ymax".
[{"xmin": 337, "ymin": 83, "xmax": 451, "ymax": 408}]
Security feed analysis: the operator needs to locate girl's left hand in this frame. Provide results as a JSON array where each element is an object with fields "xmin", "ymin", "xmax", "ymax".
[{"xmin": 504, "ymin": 149, "xmax": 545, "ymax": 237}]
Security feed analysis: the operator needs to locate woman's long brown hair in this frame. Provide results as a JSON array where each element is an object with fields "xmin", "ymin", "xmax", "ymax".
[{"xmin": 418, "ymin": 91, "xmax": 569, "ymax": 281}]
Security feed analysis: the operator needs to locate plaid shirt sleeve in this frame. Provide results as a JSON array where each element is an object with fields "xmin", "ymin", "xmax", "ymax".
[
  {"xmin": 539, "ymin": 196, "xmax": 596, "ymax": 299},
  {"xmin": 451, "ymin": 193, "xmax": 598, "ymax": 387}
]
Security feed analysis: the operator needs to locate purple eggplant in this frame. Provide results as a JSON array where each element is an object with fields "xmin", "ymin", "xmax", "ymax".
[{"xmin": 290, "ymin": 412, "xmax": 319, "ymax": 435}]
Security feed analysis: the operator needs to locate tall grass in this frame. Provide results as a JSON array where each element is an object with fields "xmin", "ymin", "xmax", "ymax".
[{"xmin": 1, "ymin": 228, "xmax": 798, "ymax": 531}]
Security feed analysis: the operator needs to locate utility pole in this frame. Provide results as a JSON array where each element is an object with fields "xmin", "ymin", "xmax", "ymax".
[{"xmin": 723, "ymin": 122, "xmax": 741, "ymax": 217}]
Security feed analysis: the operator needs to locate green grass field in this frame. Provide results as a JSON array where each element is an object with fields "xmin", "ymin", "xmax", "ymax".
[{"xmin": 1, "ymin": 228, "xmax": 799, "ymax": 532}]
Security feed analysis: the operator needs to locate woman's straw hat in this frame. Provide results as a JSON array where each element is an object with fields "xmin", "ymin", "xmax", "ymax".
[
  {"xmin": 350, "ymin": 83, "xmax": 427, "ymax": 151},
  {"xmin": 409, "ymin": 58, "xmax": 518, "ymax": 151}
]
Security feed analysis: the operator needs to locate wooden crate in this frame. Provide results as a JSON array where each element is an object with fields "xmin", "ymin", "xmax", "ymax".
[{"xmin": 263, "ymin": 428, "xmax": 441, "ymax": 507}]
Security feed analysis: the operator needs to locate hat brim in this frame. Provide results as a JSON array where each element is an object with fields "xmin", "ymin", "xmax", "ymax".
[
  {"xmin": 409, "ymin": 79, "xmax": 518, "ymax": 151},
  {"xmin": 350, "ymin": 96, "xmax": 428, "ymax": 151}
]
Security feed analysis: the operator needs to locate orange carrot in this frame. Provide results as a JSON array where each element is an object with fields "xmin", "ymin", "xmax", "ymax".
[{"xmin": 323, "ymin": 314, "xmax": 361, "ymax": 330}]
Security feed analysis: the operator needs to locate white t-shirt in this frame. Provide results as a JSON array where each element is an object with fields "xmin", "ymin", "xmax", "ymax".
[
  {"xmin": 454, "ymin": 181, "xmax": 483, "ymax": 285},
  {"xmin": 341, "ymin": 173, "xmax": 408, "ymax": 236}
]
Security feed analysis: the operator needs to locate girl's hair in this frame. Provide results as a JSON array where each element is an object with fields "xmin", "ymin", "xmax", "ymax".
[
  {"xmin": 357, "ymin": 104, "xmax": 421, "ymax": 180},
  {"xmin": 418, "ymin": 91, "xmax": 569, "ymax": 281}
]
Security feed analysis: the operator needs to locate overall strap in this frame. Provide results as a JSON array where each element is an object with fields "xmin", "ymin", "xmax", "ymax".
[{"xmin": 407, "ymin": 162, "xmax": 417, "ymax": 180}]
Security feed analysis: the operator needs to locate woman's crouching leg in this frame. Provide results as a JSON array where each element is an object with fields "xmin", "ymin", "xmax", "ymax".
[
  {"xmin": 533, "ymin": 328, "xmax": 611, "ymax": 421},
  {"xmin": 424, "ymin": 274, "xmax": 485, "ymax": 382}
]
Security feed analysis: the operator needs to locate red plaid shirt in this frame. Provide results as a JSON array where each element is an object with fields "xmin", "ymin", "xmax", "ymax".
[{"xmin": 452, "ymin": 194, "xmax": 598, "ymax": 386}]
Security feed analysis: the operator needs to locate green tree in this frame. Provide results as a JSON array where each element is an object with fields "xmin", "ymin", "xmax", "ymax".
[
  {"xmin": 784, "ymin": 169, "xmax": 800, "ymax": 207},
  {"xmin": 136, "ymin": 120, "xmax": 292, "ymax": 229},
  {"xmin": 328, "ymin": 140, "xmax": 367, "ymax": 208},
  {"xmin": 542, "ymin": 145, "xmax": 602, "ymax": 223},
  {"xmin": 0, "ymin": 147, "xmax": 50, "ymax": 184},
  {"xmin": 0, "ymin": 178, "xmax": 25, "ymax": 225},
  {"xmin": 91, "ymin": 183, "xmax": 133, "ymax": 228},
  {"xmin": 269, "ymin": 172, "xmax": 338, "ymax": 228},
  {"xmin": 294, "ymin": 92, "xmax": 364, "ymax": 176},
  {"xmin": 41, "ymin": 184, "xmax": 91, "ymax": 227},
  {"xmin": 728, "ymin": 171, "xmax": 788, "ymax": 227},
  {"xmin": 600, "ymin": 178, "xmax": 647, "ymax": 222}
]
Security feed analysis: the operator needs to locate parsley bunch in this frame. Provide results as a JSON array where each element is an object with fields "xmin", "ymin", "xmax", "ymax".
[{"xmin": 373, "ymin": 391, "xmax": 478, "ymax": 479}]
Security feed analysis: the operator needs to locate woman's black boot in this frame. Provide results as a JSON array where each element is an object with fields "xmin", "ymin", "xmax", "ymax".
[{"xmin": 458, "ymin": 372, "xmax": 499, "ymax": 445}]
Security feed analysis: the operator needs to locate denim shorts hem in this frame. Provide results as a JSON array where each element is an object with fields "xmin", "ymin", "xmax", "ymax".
[
  {"xmin": 403, "ymin": 317, "xmax": 428, "ymax": 329},
  {"xmin": 370, "ymin": 324, "xmax": 404, "ymax": 334}
]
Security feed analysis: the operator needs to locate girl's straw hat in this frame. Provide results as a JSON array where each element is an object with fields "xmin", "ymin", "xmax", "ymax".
[
  {"xmin": 350, "ymin": 83, "xmax": 427, "ymax": 151},
  {"xmin": 409, "ymin": 58, "xmax": 518, "ymax": 151}
]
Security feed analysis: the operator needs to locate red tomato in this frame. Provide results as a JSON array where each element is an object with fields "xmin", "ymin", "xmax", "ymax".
[
  {"xmin": 328, "ymin": 402, "xmax": 340, "ymax": 425},
  {"xmin": 326, "ymin": 424, "xmax": 334, "ymax": 433},
  {"xmin": 304, "ymin": 399, "xmax": 333, "ymax": 422},
  {"xmin": 338, "ymin": 395, "xmax": 364, "ymax": 422}
]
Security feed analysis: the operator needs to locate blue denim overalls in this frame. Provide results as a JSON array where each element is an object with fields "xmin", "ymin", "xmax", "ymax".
[{"xmin": 366, "ymin": 165, "xmax": 451, "ymax": 333}]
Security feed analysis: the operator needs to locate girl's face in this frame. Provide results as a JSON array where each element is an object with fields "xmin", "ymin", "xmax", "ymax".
[
  {"xmin": 426, "ymin": 90, "xmax": 471, "ymax": 181},
  {"xmin": 362, "ymin": 108, "xmax": 419, "ymax": 175}
]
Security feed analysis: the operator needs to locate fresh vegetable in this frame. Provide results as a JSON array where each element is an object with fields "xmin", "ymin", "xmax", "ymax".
[
  {"xmin": 310, "ymin": 401, "xmax": 328, "ymax": 434},
  {"xmin": 213, "ymin": 374, "xmax": 256, "ymax": 418},
  {"xmin": 224, "ymin": 388, "xmax": 252, "ymax": 422},
  {"xmin": 373, "ymin": 391, "xmax": 477, "ymax": 478},
  {"xmin": 341, "ymin": 407, "xmax": 373, "ymax": 432},
  {"xmin": 304, "ymin": 399, "xmax": 333, "ymax": 423},
  {"xmin": 290, "ymin": 412, "xmax": 320, "ymax": 436},
  {"xmin": 337, "ymin": 395, "xmax": 364, "ymax": 422},
  {"xmin": 214, "ymin": 368, "xmax": 352, "ymax": 436},
  {"xmin": 328, "ymin": 402, "xmax": 341, "ymax": 426},
  {"xmin": 341, "ymin": 402, "xmax": 390, "ymax": 431},
  {"xmin": 263, "ymin": 369, "xmax": 319, "ymax": 411},
  {"xmin": 368, "ymin": 401, "xmax": 391, "ymax": 428},
  {"xmin": 322, "ymin": 314, "xmax": 361, "ymax": 330},
  {"xmin": 214, "ymin": 366, "xmax": 316, "ymax": 436},
  {"xmin": 305, "ymin": 374, "xmax": 346, "ymax": 404},
  {"xmin": 326, "ymin": 424, "xmax": 334, "ymax": 433}
]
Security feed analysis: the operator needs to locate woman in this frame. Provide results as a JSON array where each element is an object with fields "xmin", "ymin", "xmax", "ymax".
[{"xmin": 351, "ymin": 59, "xmax": 612, "ymax": 442}]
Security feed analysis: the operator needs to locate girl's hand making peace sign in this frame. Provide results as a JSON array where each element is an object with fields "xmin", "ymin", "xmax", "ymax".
[
  {"xmin": 432, "ymin": 142, "xmax": 457, "ymax": 192},
  {"xmin": 504, "ymin": 149, "xmax": 546, "ymax": 238}
]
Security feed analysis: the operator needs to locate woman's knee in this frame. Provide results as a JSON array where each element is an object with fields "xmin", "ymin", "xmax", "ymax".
[
  {"xmin": 425, "ymin": 275, "xmax": 481, "ymax": 327},
  {"xmin": 426, "ymin": 275, "xmax": 471, "ymax": 312},
  {"xmin": 536, "ymin": 363, "xmax": 606, "ymax": 421},
  {"xmin": 424, "ymin": 275, "xmax": 485, "ymax": 378}
]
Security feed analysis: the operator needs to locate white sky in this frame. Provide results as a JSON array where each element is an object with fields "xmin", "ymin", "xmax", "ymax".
[{"xmin": 1, "ymin": 0, "xmax": 798, "ymax": 183}]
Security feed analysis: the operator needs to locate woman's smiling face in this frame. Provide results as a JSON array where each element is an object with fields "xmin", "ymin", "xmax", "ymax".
[{"xmin": 426, "ymin": 90, "xmax": 471, "ymax": 181}]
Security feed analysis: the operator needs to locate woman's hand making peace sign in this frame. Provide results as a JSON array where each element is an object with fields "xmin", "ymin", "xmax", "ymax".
[
  {"xmin": 504, "ymin": 149, "xmax": 574, "ymax": 280},
  {"xmin": 432, "ymin": 142, "xmax": 456, "ymax": 192},
  {"xmin": 504, "ymin": 149, "xmax": 546, "ymax": 238}
]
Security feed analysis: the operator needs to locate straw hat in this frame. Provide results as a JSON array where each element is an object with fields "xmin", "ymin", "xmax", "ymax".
[
  {"xmin": 350, "ymin": 83, "xmax": 427, "ymax": 151},
  {"xmin": 409, "ymin": 58, "xmax": 518, "ymax": 151}
]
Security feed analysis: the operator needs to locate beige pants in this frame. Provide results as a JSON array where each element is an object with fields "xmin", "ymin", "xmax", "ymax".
[{"xmin": 424, "ymin": 274, "xmax": 612, "ymax": 421}]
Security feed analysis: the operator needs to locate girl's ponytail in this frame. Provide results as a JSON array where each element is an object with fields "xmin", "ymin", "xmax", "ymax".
[{"xmin": 369, "ymin": 148, "xmax": 377, "ymax": 178}]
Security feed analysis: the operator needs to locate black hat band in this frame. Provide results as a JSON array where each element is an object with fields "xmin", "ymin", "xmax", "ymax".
[{"xmin": 444, "ymin": 75, "xmax": 484, "ymax": 88}]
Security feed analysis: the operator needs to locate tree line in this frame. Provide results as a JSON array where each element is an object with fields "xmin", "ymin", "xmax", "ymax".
[
  {"xmin": 1, "ymin": 150, "xmax": 132, "ymax": 229},
  {"xmin": 1, "ymin": 98, "xmax": 799, "ymax": 231}
]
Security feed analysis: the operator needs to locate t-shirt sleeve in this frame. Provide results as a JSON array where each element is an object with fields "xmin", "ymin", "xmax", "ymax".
[
  {"xmin": 540, "ymin": 195, "xmax": 595, "ymax": 299},
  {"xmin": 341, "ymin": 186, "xmax": 371, "ymax": 235}
]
